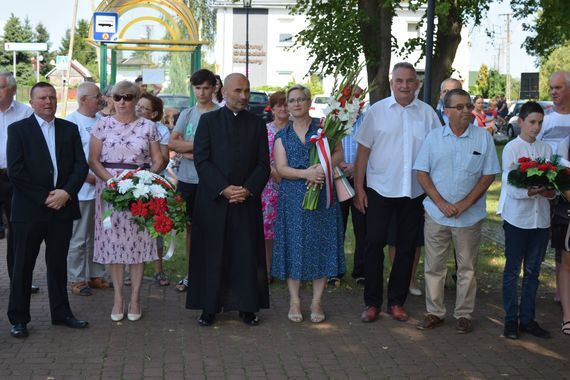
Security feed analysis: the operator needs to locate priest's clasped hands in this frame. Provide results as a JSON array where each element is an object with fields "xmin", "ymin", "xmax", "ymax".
[{"xmin": 222, "ymin": 185, "xmax": 251, "ymax": 203}]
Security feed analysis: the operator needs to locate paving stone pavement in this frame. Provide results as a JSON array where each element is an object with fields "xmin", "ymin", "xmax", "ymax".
[{"xmin": 0, "ymin": 240, "xmax": 568, "ymax": 379}]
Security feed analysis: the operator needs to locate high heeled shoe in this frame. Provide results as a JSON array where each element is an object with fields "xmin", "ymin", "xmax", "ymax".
[
  {"xmin": 288, "ymin": 299, "xmax": 303, "ymax": 323},
  {"xmin": 127, "ymin": 303, "xmax": 142, "ymax": 321},
  {"xmin": 111, "ymin": 305, "xmax": 125, "ymax": 322},
  {"xmin": 310, "ymin": 299, "xmax": 325, "ymax": 323}
]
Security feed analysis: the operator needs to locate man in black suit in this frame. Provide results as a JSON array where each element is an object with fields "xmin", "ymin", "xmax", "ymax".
[{"xmin": 7, "ymin": 82, "xmax": 89, "ymax": 338}]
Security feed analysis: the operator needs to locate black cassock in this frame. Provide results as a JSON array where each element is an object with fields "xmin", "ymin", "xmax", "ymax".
[{"xmin": 186, "ymin": 106, "xmax": 270, "ymax": 314}]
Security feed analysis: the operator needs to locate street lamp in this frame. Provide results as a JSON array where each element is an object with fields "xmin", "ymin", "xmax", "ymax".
[{"xmin": 243, "ymin": 0, "xmax": 252, "ymax": 78}]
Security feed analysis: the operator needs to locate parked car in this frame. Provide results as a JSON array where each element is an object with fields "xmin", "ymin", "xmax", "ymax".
[
  {"xmin": 502, "ymin": 100, "xmax": 554, "ymax": 137},
  {"xmin": 247, "ymin": 91, "xmax": 272, "ymax": 122},
  {"xmin": 309, "ymin": 95, "xmax": 332, "ymax": 119},
  {"xmin": 158, "ymin": 94, "xmax": 191, "ymax": 112}
]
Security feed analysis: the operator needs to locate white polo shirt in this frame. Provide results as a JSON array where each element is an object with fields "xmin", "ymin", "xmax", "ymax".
[
  {"xmin": 0, "ymin": 100, "xmax": 33, "ymax": 169},
  {"xmin": 356, "ymin": 96, "xmax": 440, "ymax": 199}
]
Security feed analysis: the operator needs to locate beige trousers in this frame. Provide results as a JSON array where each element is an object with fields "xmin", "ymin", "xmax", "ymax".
[{"xmin": 424, "ymin": 214, "xmax": 483, "ymax": 320}]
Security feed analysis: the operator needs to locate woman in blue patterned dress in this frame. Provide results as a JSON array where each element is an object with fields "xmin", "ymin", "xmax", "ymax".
[{"xmin": 272, "ymin": 85, "xmax": 345, "ymax": 323}]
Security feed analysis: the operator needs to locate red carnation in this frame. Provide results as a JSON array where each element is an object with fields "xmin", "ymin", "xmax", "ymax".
[
  {"xmin": 108, "ymin": 181, "xmax": 117, "ymax": 189},
  {"xmin": 538, "ymin": 163, "xmax": 551, "ymax": 171},
  {"xmin": 153, "ymin": 214, "xmax": 173, "ymax": 235},
  {"xmin": 130, "ymin": 199, "xmax": 149, "ymax": 218},
  {"xmin": 148, "ymin": 197, "xmax": 168, "ymax": 215}
]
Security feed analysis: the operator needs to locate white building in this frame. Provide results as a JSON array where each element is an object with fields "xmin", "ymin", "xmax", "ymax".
[{"xmin": 212, "ymin": 1, "xmax": 471, "ymax": 93}]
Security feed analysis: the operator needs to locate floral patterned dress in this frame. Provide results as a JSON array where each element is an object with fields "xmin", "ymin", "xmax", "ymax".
[
  {"xmin": 92, "ymin": 116, "xmax": 160, "ymax": 264},
  {"xmin": 261, "ymin": 122, "xmax": 280, "ymax": 240}
]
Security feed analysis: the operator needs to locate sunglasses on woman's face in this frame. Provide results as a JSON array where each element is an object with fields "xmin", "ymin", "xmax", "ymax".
[{"xmin": 113, "ymin": 94, "xmax": 135, "ymax": 102}]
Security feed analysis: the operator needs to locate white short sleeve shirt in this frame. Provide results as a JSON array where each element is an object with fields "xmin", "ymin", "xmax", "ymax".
[{"xmin": 356, "ymin": 96, "xmax": 441, "ymax": 199}]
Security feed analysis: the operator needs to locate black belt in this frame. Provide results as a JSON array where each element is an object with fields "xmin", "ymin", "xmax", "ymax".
[{"xmin": 102, "ymin": 162, "xmax": 140, "ymax": 170}]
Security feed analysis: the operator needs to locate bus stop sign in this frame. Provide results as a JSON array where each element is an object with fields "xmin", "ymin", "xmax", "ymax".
[{"xmin": 93, "ymin": 12, "xmax": 118, "ymax": 42}]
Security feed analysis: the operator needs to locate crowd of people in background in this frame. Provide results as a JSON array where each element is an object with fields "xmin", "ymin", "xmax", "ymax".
[{"xmin": 1, "ymin": 65, "xmax": 569, "ymax": 340}]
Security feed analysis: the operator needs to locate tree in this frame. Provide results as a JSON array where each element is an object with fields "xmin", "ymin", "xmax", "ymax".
[
  {"xmin": 291, "ymin": 0, "xmax": 395, "ymax": 103},
  {"xmin": 0, "ymin": 14, "xmax": 33, "ymax": 68},
  {"xmin": 291, "ymin": 1, "xmax": 493, "ymax": 105},
  {"xmin": 34, "ymin": 23, "xmax": 53, "ymax": 76},
  {"xmin": 488, "ymin": 69, "xmax": 506, "ymax": 98},
  {"xmin": 59, "ymin": 19, "xmax": 98, "ymax": 81},
  {"xmin": 511, "ymin": 0, "xmax": 570, "ymax": 61},
  {"xmin": 471, "ymin": 64, "xmax": 490, "ymax": 97},
  {"xmin": 538, "ymin": 43, "xmax": 570, "ymax": 100}
]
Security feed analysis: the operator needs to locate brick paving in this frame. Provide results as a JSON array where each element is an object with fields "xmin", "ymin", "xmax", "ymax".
[{"xmin": 0, "ymin": 240, "xmax": 569, "ymax": 379}]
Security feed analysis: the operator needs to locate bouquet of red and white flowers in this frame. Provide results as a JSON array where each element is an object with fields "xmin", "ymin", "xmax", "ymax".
[
  {"xmin": 102, "ymin": 170, "xmax": 188, "ymax": 239},
  {"xmin": 302, "ymin": 66, "xmax": 367, "ymax": 210},
  {"xmin": 508, "ymin": 155, "xmax": 570, "ymax": 193}
]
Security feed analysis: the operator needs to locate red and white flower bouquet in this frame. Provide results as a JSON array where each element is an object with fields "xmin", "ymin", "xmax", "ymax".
[
  {"xmin": 302, "ymin": 66, "xmax": 367, "ymax": 210},
  {"xmin": 102, "ymin": 169, "xmax": 188, "ymax": 240}
]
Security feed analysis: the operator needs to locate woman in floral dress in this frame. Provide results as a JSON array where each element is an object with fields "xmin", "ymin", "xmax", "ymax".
[
  {"xmin": 261, "ymin": 91, "xmax": 289, "ymax": 281},
  {"xmin": 89, "ymin": 81, "xmax": 164, "ymax": 322},
  {"xmin": 271, "ymin": 85, "xmax": 345, "ymax": 323}
]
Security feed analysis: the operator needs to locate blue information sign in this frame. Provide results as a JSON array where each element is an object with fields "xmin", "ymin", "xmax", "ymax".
[{"xmin": 93, "ymin": 12, "xmax": 118, "ymax": 42}]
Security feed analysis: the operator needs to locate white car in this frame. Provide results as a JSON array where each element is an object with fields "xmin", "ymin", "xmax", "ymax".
[{"xmin": 309, "ymin": 95, "xmax": 332, "ymax": 119}]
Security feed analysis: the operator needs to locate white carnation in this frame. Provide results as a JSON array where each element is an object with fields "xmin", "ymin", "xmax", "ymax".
[
  {"xmin": 117, "ymin": 179, "xmax": 134, "ymax": 194},
  {"xmin": 149, "ymin": 184, "xmax": 167, "ymax": 198},
  {"xmin": 134, "ymin": 170, "xmax": 155, "ymax": 184},
  {"xmin": 132, "ymin": 183, "xmax": 150, "ymax": 199}
]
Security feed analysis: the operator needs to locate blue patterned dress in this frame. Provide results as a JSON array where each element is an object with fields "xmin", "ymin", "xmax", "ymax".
[{"xmin": 271, "ymin": 120, "xmax": 346, "ymax": 280}]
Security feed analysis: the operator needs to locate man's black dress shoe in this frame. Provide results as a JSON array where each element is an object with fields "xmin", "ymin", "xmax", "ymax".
[
  {"xmin": 239, "ymin": 312, "xmax": 259, "ymax": 326},
  {"xmin": 198, "ymin": 312, "xmax": 215, "ymax": 326},
  {"xmin": 52, "ymin": 316, "xmax": 89, "ymax": 329},
  {"xmin": 10, "ymin": 323, "xmax": 28, "ymax": 338},
  {"xmin": 520, "ymin": 320, "xmax": 551, "ymax": 338},
  {"xmin": 31, "ymin": 285, "xmax": 40, "ymax": 294},
  {"xmin": 503, "ymin": 321, "xmax": 519, "ymax": 339}
]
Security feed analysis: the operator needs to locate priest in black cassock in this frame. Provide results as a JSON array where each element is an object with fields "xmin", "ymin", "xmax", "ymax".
[{"xmin": 186, "ymin": 73, "xmax": 270, "ymax": 326}]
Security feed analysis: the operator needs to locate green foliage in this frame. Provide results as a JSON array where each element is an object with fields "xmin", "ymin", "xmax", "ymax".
[
  {"xmin": 488, "ymin": 69, "xmax": 506, "ymax": 98},
  {"xmin": 58, "ymin": 19, "xmax": 97, "ymax": 67},
  {"xmin": 511, "ymin": 0, "xmax": 570, "ymax": 61},
  {"xmin": 474, "ymin": 64, "xmax": 490, "ymax": 97},
  {"xmin": 253, "ymin": 74, "xmax": 324, "ymax": 97},
  {"xmin": 0, "ymin": 14, "xmax": 34, "ymax": 67},
  {"xmin": 539, "ymin": 43, "xmax": 570, "ymax": 100}
]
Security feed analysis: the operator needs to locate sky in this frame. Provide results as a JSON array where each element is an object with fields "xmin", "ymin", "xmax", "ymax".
[{"xmin": 2, "ymin": 0, "xmax": 540, "ymax": 79}]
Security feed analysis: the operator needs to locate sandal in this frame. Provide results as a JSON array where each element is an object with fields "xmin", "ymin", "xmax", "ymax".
[
  {"xmin": 310, "ymin": 299, "xmax": 325, "ymax": 323},
  {"xmin": 88, "ymin": 277, "xmax": 110, "ymax": 289},
  {"xmin": 71, "ymin": 282, "xmax": 92, "ymax": 296},
  {"xmin": 154, "ymin": 272, "xmax": 170, "ymax": 286},
  {"xmin": 175, "ymin": 277, "xmax": 188, "ymax": 292},
  {"xmin": 288, "ymin": 299, "xmax": 303, "ymax": 323},
  {"xmin": 562, "ymin": 321, "xmax": 570, "ymax": 336}
]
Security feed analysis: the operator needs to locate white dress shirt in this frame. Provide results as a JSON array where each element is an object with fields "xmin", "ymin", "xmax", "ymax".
[
  {"xmin": 0, "ymin": 100, "xmax": 33, "ymax": 169},
  {"xmin": 356, "ymin": 96, "xmax": 441, "ymax": 199},
  {"xmin": 35, "ymin": 114, "xmax": 58, "ymax": 187},
  {"xmin": 497, "ymin": 136, "xmax": 553, "ymax": 229},
  {"xmin": 65, "ymin": 111, "xmax": 99, "ymax": 200}
]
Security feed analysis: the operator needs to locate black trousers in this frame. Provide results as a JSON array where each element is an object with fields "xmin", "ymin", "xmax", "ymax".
[
  {"xmin": 7, "ymin": 220, "xmax": 74, "ymax": 324},
  {"xmin": 340, "ymin": 178, "xmax": 366, "ymax": 279},
  {"xmin": 363, "ymin": 188, "xmax": 424, "ymax": 308},
  {"xmin": 0, "ymin": 173, "xmax": 14, "ymax": 279}
]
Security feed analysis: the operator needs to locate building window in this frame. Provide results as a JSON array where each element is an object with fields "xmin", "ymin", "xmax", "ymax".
[
  {"xmin": 408, "ymin": 22, "xmax": 419, "ymax": 37},
  {"xmin": 278, "ymin": 33, "xmax": 293, "ymax": 45}
]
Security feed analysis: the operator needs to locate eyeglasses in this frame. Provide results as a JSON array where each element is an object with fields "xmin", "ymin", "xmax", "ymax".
[
  {"xmin": 113, "ymin": 94, "xmax": 136, "ymax": 102},
  {"xmin": 288, "ymin": 97, "xmax": 308, "ymax": 104},
  {"xmin": 86, "ymin": 94, "xmax": 102, "ymax": 99},
  {"xmin": 446, "ymin": 103, "xmax": 475, "ymax": 111}
]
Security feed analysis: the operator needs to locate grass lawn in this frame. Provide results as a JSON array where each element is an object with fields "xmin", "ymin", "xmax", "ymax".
[{"xmin": 147, "ymin": 139, "xmax": 556, "ymax": 293}]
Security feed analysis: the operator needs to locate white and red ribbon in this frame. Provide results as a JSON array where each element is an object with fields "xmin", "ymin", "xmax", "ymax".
[{"xmin": 310, "ymin": 128, "xmax": 334, "ymax": 208}]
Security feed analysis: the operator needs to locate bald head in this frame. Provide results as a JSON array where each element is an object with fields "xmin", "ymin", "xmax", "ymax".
[
  {"xmin": 222, "ymin": 73, "xmax": 250, "ymax": 112},
  {"xmin": 550, "ymin": 71, "xmax": 570, "ymax": 113}
]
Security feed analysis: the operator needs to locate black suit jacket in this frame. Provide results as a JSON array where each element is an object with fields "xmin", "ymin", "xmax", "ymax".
[{"xmin": 7, "ymin": 114, "xmax": 88, "ymax": 222}]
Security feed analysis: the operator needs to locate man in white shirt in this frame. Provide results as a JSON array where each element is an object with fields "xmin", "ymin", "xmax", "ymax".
[
  {"xmin": 65, "ymin": 82, "xmax": 108, "ymax": 296},
  {"xmin": 354, "ymin": 62, "xmax": 441, "ymax": 323},
  {"xmin": 0, "ymin": 72, "xmax": 34, "ymax": 289},
  {"xmin": 538, "ymin": 71, "xmax": 570, "ymax": 303}
]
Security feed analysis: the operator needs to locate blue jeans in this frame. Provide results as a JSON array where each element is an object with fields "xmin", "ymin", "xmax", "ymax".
[{"xmin": 502, "ymin": 221, "xmax": 549, "ymax": 324}]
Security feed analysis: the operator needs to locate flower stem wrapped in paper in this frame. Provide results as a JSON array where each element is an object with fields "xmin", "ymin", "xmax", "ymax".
[
  {"xmin": 102, "ymin": 170, "xmax": 188, "ymax": 259},
  {"xmin": 302, "ymin": 64, "xmax": 368, "ymax": 210},
  {"xmin": 507, "ymin": 155, "xmax": 570, "ymax": 196}
]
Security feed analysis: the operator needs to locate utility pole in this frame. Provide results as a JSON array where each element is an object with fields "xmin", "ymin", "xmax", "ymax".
[
  {"xmin": 500, "ymin": 13, "xmax": 512, "ymax": 101},
  {"xmin": 61, "ymin": 0, "xmax": 79, "ymax": 117}
]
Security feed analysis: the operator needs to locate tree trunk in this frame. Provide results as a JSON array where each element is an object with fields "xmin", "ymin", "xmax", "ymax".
[
  {"xmin": 358, "ymin": 0, "xmax": 395, "ymax": 104},
  {"xmin": 420, "ymin": 3, "xmax": 463, "ymax": 108}
]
